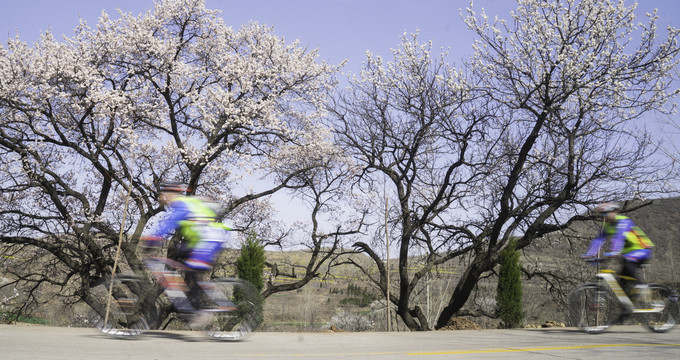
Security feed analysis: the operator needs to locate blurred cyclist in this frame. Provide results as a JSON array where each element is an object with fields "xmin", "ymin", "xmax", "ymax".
[
  {"xmin": 141, "ymin": 181, "xmax": 231, "ymax": 325},
  {"xmin": 583, "ymin": 202, "xmax": 654, "ymax": 295}
]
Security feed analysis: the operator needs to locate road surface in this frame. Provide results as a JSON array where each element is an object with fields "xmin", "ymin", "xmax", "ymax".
[{"xmin": 2, "ymin": 324, "xmax": 679, "ymax": 359}]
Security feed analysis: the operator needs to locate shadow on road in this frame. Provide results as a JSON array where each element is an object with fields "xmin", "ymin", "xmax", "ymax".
[{"xmin": 82, "ymin": 330, "xmax": 208, "ymax": 342}]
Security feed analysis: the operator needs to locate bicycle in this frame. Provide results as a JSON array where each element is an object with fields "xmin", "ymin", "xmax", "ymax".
[
  {"xmin": 89, "ymin": 253, "xmax": 262, "ymax": 340},
  {"xmin": 568, "ymin": 257, "xmax": 678, "ymax": 334}
]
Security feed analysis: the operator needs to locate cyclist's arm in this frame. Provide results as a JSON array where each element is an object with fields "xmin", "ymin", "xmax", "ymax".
[
  {"xmin": 584, "ymin": 233, "xmax": 606, "ymax": 257},
  {"xmin": 149, "ymin": 201, "xmax": 191, "ymax": 239},
  {"xmin": 608, "ymin": 218, "xmax": 633, "ymax": 254}
]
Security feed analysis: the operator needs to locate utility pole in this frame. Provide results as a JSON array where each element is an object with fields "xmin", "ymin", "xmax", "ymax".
[{"xmin": 385, "ymin": 195, "xmax": 391, "ymax": 332}]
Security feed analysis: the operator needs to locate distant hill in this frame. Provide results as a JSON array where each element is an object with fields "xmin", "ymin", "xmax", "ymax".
[
  {"xmin": 3, "ymin": 197, "xmax": 679, "ymax": 330},
  {"xmin": 622, "ymin": 197, "xmax": 680, "ymax": 246},
  {"xmin": 614, "ymin": 197, "xmax": 680, "ymax": 284},
  {"xmin": 495, "ymin": 197, "xmax": 680, "ymax": 328},
  {"xmin": 530, "ymin": 196, "xmax": 680, "ymax": 283}
]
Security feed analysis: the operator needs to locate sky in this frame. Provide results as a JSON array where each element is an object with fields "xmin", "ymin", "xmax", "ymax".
[
  {"xmin": 1, "ymin": 0, "xmax": 680, "ymax": 225},
  {"xmin": 0, "ymin": 0, "xmax": 505, "ymax": 77}
]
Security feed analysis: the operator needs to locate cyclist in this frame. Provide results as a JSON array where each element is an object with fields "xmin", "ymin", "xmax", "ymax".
[
  {"xmin": 583, "ymin": 202, "xmax": 654, "ymax": 296},
  {"xmin": 141, "ymin": 181, "xmax": 231, "ymax": 326}
]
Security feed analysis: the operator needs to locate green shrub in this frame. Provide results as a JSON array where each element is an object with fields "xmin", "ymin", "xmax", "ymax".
[
  {"xmin": 236, "ymin": 231, "xmax": 265, "ymax": 291},
  {"xmin": 496, "ymin": 238, "xmax": 524, "ymax": 328}
]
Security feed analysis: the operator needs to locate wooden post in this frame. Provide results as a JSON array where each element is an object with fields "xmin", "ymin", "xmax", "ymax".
[
  {"xmin": 385, "ymin": 195, "xmax": 391, "ymax": 332},
  {"xmin": 104, "ymin": 179, "xmax": 134, "ymax": 326}
]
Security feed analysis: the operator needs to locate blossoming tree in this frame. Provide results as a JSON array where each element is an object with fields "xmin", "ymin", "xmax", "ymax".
[
  {"xmin": 0, "ymin": 0, "xmax": 351, "ymax": 324},
  {"xmin": 330, "ymin": 0, "xmax": 679, "ymax": 330}
]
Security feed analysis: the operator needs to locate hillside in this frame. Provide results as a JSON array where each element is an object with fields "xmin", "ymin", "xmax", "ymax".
[
  {"xmin": 2, "ymin": 197, "xmax": 680, "ymax": 330},
  {"xmin": 619, "ymin": 197, "xmax": 680, "ymax": 284},
  {"xmin": 560, "ymin": 197, "xmax": 680, "ymax": 285},
  {"xmin": 513, "ymin": 197, "xmax": 680, "ymax": 328},
  {"xmin": 242, "ymin": 197, "xmax": 680, "ymax": 331}
]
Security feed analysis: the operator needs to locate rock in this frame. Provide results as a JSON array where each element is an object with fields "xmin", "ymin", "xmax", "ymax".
[
  {"xmin": 329, "ymin": 325, "xmax": 345, "ymax": 332},
  {"xmin": 439, "ymin": 317, "xmax": 483, "ymax": 330}
]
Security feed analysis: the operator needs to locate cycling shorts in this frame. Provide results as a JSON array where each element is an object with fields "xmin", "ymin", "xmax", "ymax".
[
  {"xmin": 623, "ymin": 248, "xmax": 652, "ymax": 263},
  {"xmin": 184, "ymin": 224, "xmax": 229, "ymax": 270}
]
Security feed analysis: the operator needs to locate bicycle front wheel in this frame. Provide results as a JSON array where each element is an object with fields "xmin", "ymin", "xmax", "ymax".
[
  {"xmin": 640, "ymin": 284, "xmax": 677, "ymax": 333},
  {"xmin": 90, "ymin": 275, "xmax": 150, "ymax": 337},
  {"xmin": 568, "ymin": 283, "xmax": 615, "ymax": 334}
]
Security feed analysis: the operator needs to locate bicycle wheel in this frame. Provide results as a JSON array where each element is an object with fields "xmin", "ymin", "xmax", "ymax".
[
  {"xmin": 90, "ymin": 275, "xmax": 150, "ymax": 337},
  {"xmin": 568, "ymin": 283, "xmax": 615, "ymax": 333},
  {"xmin": 640, "ymin": 284, "xmax": 677, "ymax": 333},
  {"xmin": 200, "ymin": 278, "xmax": 263, "ymax": 341}
]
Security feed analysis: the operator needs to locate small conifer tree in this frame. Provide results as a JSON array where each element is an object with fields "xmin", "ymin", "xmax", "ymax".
[
  {"xmin": 236, "ymin": 231, "xmax": 265, "ymax": 291},
  {"xmin": 496, "ymin": 238, "xmax": 524, "ymax": 328},
  {"xmin": 234, "ymin": 231, "xmax": 266, "ymax": 327}
]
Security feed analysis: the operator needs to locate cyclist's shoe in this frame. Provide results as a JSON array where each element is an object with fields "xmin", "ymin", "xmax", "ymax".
[
  {"xmin": 613, "ymin": 309, "xmax": 632, "ymax": 325},
  {"xmin": 189, "ymin": 311, "xmax": 211, "ymax": 330}
]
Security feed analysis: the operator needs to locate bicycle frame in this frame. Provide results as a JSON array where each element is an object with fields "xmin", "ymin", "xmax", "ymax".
[
  {"xmin": 145, "ymin": 256, "xmax": 191, "ymax": 307},
  {"xmin": 144, "ymin": 255, "xmax": 235, "ymax": 314},
  {"xmin": 570, "ymin": 257, "xmax": 676, "ymax": 333},
  {"xmin": 96, "ymin": 254, "xmax": 261, "ymax": 339},
  {"xmin": 596, "ymin": 269, "xmax": 663, "ymax": 313}
]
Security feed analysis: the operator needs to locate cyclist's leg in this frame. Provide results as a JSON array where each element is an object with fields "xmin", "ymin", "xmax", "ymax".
[
  {"xmin": 615, "ymin": 258, "xmax": 636, "ymax": 300},
  {"xmin": 168, "ymin": 239, "xmax": 191, "ymax": 262},
  {"xmin": 622, "ymin": 249, "xmax": 652, "ymax": 282},
  {"xmin": 184, "ymin": 238, "xmax": 224, "ymax": 309},
  {"xmin": 184, "ymin": 269, "xmax": 214, "ymax": 309},
  {"xmin": 620, "ymin": 259, "xmax": 638, "ymax": 286}
]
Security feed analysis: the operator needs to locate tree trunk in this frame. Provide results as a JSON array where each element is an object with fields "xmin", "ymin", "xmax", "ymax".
[{"xmin": 435, "ymin": 259, "xmax": 488, "ymax": 329}]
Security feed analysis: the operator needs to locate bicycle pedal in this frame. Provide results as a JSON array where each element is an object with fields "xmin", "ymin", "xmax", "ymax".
[
  {"xmin": 203, "ymin": 306, "xmax": 237, "ymax": 312},
  {"xmin": 612, "ymin": 312, "xmax": 631, "ymax": 325}
]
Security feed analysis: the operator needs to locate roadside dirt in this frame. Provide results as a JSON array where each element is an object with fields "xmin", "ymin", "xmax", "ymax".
[{"xmin": 438, "ymin": 317, "xmax": 483, "ymax": 330}]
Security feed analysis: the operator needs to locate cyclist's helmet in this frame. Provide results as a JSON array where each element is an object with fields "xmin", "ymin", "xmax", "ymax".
[
  {"xmin": 595, "ymin": 202, "xmax": 620, "ymax": 215},
  {"xmin": 158, "ymin": 181, "xmax": 190, "ymax": 194}
]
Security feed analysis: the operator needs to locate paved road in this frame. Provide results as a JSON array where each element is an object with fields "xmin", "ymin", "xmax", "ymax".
[{"xmin": 2, "ymin": 324, "xmax": 679, "ymax": 359}]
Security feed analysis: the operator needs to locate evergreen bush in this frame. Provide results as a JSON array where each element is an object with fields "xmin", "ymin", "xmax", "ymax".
[{"xmin": 496, "ymin": 238, "xmax": 524, "ymax": 328}]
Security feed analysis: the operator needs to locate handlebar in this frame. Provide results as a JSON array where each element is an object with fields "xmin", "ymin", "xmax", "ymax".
[{"xmin": 581, "ymin": 255, "xmax": 620, "ymax": 264}]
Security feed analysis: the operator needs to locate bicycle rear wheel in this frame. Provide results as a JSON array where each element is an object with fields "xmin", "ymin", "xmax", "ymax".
[
  {"xmin": 568, "ymin": 283, "xmax": 615, "ymax": 333},
  {"xmin": 640, "ymin": 284, "xmax": 677, "ymax": 333},
  {"xmin": 90, "ymin": 275, "xmax": 150, "ymax": 337},
  {"xmin": 200, "ymin": 278, "xmax": 263, "ymax": 341}
]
